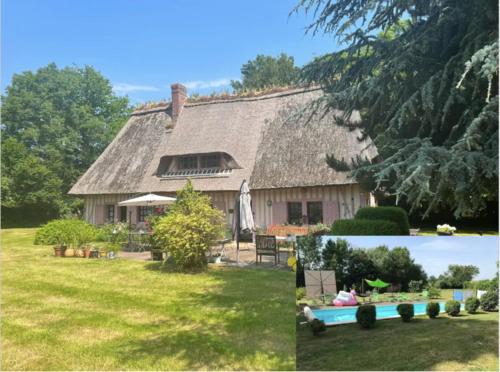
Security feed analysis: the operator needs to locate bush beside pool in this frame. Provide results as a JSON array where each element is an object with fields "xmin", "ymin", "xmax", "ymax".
[{"xmin": 306, "ymin": 302, "xmax": 465, "ymax": 326}]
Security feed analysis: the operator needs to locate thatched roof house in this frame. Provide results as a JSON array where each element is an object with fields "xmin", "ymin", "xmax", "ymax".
[{"xmin": 69, "ymin": 84, "xmax": 378, "ymax": 227}]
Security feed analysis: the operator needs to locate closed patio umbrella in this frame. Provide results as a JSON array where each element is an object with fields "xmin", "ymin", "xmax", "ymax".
[
  {"xmin": 118, "ymin": 193, "xmax": 176, "ymax": 206},
  {"xmin": 232, "ymin": 180, "xmax": 255, "ymax": 263}
]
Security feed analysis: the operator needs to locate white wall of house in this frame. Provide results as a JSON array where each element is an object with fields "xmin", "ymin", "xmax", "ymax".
[{"xmin": 82, "ymin": 184, "xmax": 374, "ymax": 228}]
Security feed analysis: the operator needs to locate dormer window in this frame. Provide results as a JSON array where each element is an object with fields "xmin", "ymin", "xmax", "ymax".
[
  {"xmin": 178, "ymin": 154, "xmax": 220, "ymax": 170},
  {"xmin": 200, "ymin": 154, "xmax": 220, "ymax": 169},
  {"xmin": 157, "ymin": 152, "xmax": 240, "ymax": 179},
  {"xmin": 178, "ymin": 156, "xmax": 198, "ymax": 170}
]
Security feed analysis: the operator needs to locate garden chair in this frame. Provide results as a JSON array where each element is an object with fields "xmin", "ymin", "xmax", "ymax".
[{"xmin": 255, "ymin": 235, "xmax": 278, "ymax": 265}]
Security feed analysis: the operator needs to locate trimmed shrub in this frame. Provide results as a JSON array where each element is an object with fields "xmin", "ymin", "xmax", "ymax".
[
  {"xmin": 310, "ymin": 319, "xmax": 327, "ymax": 335},
  {"xmin": 296, "ymin": 287, "xmax": 306, "ymax": 301},
  {"xmin": 428, "ymin": 287, "xmax": 441, "ymax": 299},
  {"xmin": 355, "ymin": 206, "xmax": 410, "ymax": 235},
  {"xmin": 356, "ymin": 305, "xmax": 376, "ymax": 329},
  {"xmin": 465, "ymin": 297, "xmax": 480, "ymax": 313},
  {"xmin": 154, "ymin": 181, "xmax": 225, "ymax": 271},
  {"xmin": 480, "ymin": 290, "xmax": 498, "ymax": 311},
  {"xmin": 331, "ymin": 219, "xmax": 400, "ymax": 236},
  {"xmin": 34, "ymin": 219, "xmax": 97, "ymax": 248},
  {"xmin": 445, "ymin": 300, "xmax": 461, "ymax": 316},
  {"xmin": 397, "ymin": 303, "xmax": 415, "ymax": 322},
  {"xmin": 426, "ymin": 301, "xmax": 440, "ymax": 318}
]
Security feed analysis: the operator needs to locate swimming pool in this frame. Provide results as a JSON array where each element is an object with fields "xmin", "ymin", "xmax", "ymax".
[{"xmin": 308, "ymin": 302, "xmax": 465, "ymax": 325}]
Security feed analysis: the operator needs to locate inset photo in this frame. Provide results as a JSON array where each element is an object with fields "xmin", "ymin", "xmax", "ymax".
[{"xmin": 296, "ymin": 236, "xmax": 499, "ymax": 371}]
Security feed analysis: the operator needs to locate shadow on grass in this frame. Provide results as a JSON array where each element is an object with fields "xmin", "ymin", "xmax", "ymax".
[
  {"xmin": 112, "ymin": 267, "xmax": 296, "ymax": 370},
  {"xmin": 297, "ymin": 313, "xmax": 499, "ymax": 371}
]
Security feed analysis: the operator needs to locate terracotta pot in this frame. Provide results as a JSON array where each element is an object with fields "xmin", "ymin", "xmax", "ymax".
[
  {"xmin": 64, "ymin": 248, "xmax": 75, "ymax": 257},
  {"xmin": 84, "ymin": 247, "xmax": 92, "ymax": 258},
  {"xmin": 54, "ymin": 246, "xmax": 66, "ymax": 257}
]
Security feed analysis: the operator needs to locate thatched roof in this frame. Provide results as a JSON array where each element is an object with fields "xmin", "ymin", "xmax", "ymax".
[{"xmin": 69, "ymin": 87, "xmax": 378, "ymax": 195}]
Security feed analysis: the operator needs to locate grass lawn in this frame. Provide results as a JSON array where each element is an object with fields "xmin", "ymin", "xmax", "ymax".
[
  {"xmin": 1, "ymin": 228, "xmax": 296, "ymax": 371},
  {"xmin": 297, "ymin": 311, "xmax": 499, "ymax": 371}
]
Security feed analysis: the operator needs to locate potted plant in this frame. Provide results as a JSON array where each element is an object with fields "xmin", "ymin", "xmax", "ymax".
[
  {"xmin": 34, "ymin": 220, "xmax": 68, "ymax": 257},
  {"xmin": 76, "ymin": 223, "xmax": 97, "ymax": 258},
  {"xmin": 106, "ymin": 242, "xmax": 121, "ymax": 259},
  {"xmin": 436, "ymin": 224, "xmax": 457, "ymax": 236},
  {"xmin": 84, "ymin": 246, "xmax": 93, "ymax": 258}
]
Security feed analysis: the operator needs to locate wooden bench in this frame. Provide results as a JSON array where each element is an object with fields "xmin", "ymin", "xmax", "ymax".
[{"xmin": 256, "ymin": 235, "xmax": 278, "ymax": 265}]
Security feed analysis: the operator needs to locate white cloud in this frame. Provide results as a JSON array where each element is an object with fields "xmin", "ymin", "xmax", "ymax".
[
  {"xmin": 182, "ymin": 78, "xmax": 236, "ymax": 90},
  {"xmin": 112, "ymin": 83, "xmax": 160, "ymax": 94}
]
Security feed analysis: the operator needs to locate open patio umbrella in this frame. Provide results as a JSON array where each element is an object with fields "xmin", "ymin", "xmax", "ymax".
[
  {"xmin": 232, "ymin": 180, "xmax": 255, "ymax": 263},
  {"xmin": 118, "ymin": 193, "xmax": 176, "ymax": 206},
  {"xmin": 365, "ymin": 278, "xmax": 390, "ymax": 289}
]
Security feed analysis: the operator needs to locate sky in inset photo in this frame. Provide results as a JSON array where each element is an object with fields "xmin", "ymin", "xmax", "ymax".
[{"xmin": 321, "ymin": 236, "xmax": 499, "ymax": 280}]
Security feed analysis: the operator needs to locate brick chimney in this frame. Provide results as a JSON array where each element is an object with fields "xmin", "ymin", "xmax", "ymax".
[{"xmin": 171, "ymin": 83, "xmax": 187, "ymax": 122}]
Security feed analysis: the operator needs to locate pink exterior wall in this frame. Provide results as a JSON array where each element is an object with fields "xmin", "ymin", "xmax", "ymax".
[{"xmin": 83, "ymin": 186, "xmax": 375, "ymax": 227}]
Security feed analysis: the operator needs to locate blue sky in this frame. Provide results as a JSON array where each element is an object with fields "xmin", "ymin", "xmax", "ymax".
[
  {"xmin": 2, "ymin": 0, "xmax": 338, "ymax": 104},
  {"xmin": 321, "ymin": 236, "xmax": 499, "ymax": 280}
]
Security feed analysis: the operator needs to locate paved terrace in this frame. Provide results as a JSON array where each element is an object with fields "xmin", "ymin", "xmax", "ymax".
[{"xmin": 118, "ymin": 241, "xmax": 294, "ymax": 270}]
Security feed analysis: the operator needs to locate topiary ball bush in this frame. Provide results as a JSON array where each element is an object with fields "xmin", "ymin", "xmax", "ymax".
[
  {"xmin": 465, "ymin": 297, "xmax": 480, "ymax": 313},
  {"xmin": 397, "ymin": 303, "xmax": 415, "ymax": 322},
  {"xmin": 445, "ymin": 300, "xmax": 461, "ymax": 316},
  {"xmin": 310, "ymin": 319, "xmax": 327, "ymax": 335},
  {"xmin": 356, "ymin": 304, "xmax": 376, "ymax": 329},
  {"xmin": 331, "ymin": 219, "xmax": 401, "ymax": 236},
  {"xmin": 426, "ymin": 302, "xmax": 440, "ymax": 318},
  {"xmin": 480, "ymin": 290, "xmax": 498, "ymax": 311},
  {"xmin": 355, "ymin": 206, "xmax": 410, "ymax": 235}
]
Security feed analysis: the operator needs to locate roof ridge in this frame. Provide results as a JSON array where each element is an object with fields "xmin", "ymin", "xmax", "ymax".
[
  {"xmin": 185, "ymin": 86, "xmax": 321, "ymax": 107},
  {"xmin": 131, "ymin": 85, "xmax": 321, "ymax": 115}
]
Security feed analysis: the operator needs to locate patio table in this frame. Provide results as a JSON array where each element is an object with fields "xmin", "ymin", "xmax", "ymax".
[{"xmin": 128, "ymin": 232, "xmax": 152, "ymax": 252}]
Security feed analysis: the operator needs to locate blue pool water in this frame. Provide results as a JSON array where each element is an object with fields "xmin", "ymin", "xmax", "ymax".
[{"xmin": 311, "ymin": 302, "xmax": 465, "ymax": 325}]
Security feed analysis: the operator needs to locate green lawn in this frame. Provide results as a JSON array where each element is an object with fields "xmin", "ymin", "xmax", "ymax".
[
  {"xmin": 297, "ymin": 312, "xmax": 499, "ymax": 371},
  {"xmin": 1, "ymin": 228, "xmax": 295, "ymax": 371}
]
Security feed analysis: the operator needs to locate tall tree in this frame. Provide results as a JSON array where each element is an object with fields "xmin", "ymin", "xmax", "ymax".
[
  {"xmin": 1, "ymin": 63, "xmax": 131, "ymax": 225},
  {"xmin": 438, "ymin": 264, "xmax": 480, "ymax": 288},
  {"xmin": 231, "ymin": 53, "xmax": 300, "ymax": 92},
  {"xmin": 296, "ymin": 0, "xmax": 498, "ymax": 218},
  {"xmin": 322, "ymin": 238, "xmax": 351, "ymax": 289}
]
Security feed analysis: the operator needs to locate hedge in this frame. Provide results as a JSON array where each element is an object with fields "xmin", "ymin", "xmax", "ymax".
[
  {"xmin": 356, "ymin": 305, "xmax": 376, "ymax": 329},
  {"xmin": 465, "ymin": 297, "xmax": 480, "ymax": 313},
  {"xmin": 331, "ymin": 219, "xmax": 401, "ymax": 236},
  {"xmin": 426, "ymin": 302, "xmax": 440, "ymax": 318},
  {"xmin": 397, "ymin": 303, "xmax": 415, "ymax": 322},
  {"xmin": 480, "ymin": 290, "xmax": 498, "ymax": 311},
  {"xmin": 445, "ymin": 300, "xmax": 461, "ymax": 316},
  {"xmin": 310, "ymin": 319, "xmax": 327, "ymax": 335},
  {"xmin": 355, "ymin": 207, "xmax": 410, "ymax": 235}
]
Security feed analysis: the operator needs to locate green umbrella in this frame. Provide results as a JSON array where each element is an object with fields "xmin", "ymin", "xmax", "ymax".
[{"xmin": 365, "ymin": 278, "xmax": 390, "ymax": 288}]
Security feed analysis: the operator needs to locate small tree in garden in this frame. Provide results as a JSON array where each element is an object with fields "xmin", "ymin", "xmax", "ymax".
[
  {"xmin": 154, "ymin": 181, "xmax": 225, "ymax": 271},
  {"xmin": 480, "ymin": 290, "xmax": 498, "ymax": 311}
]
